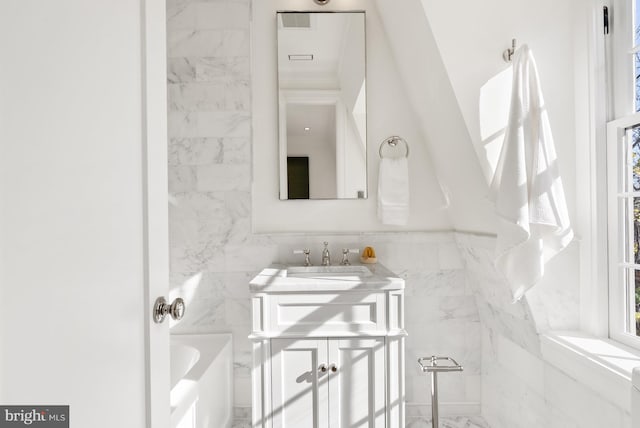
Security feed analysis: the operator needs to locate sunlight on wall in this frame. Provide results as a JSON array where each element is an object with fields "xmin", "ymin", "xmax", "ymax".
[
  {"xmin": 170, "ymin": 379, "xmax": 198, "ymax": 411},
  {"xmin": 353, "ymin": 80, "xmax": 367, "ymax": 147},
  {"xmin": 478, "ymin": 67, "xmax": 512, "ymax": 185},
  {"xmin": 169, "ymin": 273, "xmax": 203, "ymax": 329}
]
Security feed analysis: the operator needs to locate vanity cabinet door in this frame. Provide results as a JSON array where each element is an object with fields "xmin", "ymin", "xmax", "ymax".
[
  {"xmin": 271, "ymin": 338, "xmax": 330, "ymax": 428},
  {"xmin": 328, "ymin": 338, "xmax": 386, "ymax": 427}
]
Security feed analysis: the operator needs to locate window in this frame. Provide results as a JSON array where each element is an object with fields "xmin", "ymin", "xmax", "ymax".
[
  {"xmin": 607, "ymin": 0, "xmax": 640, "ymax": 347},
  {"xmin": 607, "ymin": 116, "xmax": 640, "ymax": 345}
]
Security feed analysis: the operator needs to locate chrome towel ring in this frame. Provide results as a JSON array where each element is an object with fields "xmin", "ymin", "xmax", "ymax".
[{"xmin": 378, "ymin": 136, "xmax": 409, "ymax": 158}]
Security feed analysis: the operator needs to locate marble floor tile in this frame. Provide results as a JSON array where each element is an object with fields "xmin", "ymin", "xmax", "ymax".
[
  {"xmin": 407, "ymin": 415, "xmax": 491, "ymax": 428},
  {"xmin": 234, "ymin": 415, "xmax": 491, "ymax": 428}
]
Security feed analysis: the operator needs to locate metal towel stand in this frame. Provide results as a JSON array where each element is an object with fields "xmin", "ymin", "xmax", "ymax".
[{"xmin": 418, "ymin": 356, "xmax": 464, "ymax": 428}]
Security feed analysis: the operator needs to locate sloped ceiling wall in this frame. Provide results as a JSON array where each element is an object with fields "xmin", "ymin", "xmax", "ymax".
[
  {"xmin": 375, "ymin": 0, "xmax": 578, "ymax": 237},
  {"xmin": 374, "ymin": 0, "xmax": 582, "ymax": 334},
  {"xmin": 374, "ymin": 0, "xmax": 498, "ymax": 234}
]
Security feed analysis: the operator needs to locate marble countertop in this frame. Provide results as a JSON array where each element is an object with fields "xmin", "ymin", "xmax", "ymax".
[{"xmin": 249, "ymin": 262, "xmax": 404, "ymax": 292}]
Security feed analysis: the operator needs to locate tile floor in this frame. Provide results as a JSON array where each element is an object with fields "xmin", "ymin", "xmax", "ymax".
[
  {"xmin": 406, "ymin": 415, "xmax": 491, "ymax": 428},
  {"xmin": 232, "ymin": 415, "xmax": 491, "ymax": 428}
]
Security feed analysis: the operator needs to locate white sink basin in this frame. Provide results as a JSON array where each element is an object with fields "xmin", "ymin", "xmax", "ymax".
[
  {"xmin": 286, "ymin": 265, "xmax": 373, "ymax": 278},
  {"xmin": 250, "ymin": 263, "xmax": 404, "ymax": 292}
]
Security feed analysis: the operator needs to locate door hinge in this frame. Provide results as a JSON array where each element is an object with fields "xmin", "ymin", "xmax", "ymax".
[{"xmin": 604, "ymin": 5, "xmax": 609, "ymax": 35}]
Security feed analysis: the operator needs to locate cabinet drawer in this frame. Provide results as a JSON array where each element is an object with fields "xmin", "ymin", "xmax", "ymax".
[{"xmin": 268, "ymin": 293, "xmax": 386, "ymax": 335}]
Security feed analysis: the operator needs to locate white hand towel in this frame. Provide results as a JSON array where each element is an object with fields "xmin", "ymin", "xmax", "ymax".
[
  {"xmin": 489, "ymin": 45, "xmax": 574, "ymax": 301},
  {"xmin": 378, "ymin": 157, "xmax": 409, "ymax": 225}
]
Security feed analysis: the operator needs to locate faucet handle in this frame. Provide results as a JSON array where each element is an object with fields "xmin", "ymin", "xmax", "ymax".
[
  {"xmin": 293, "ymin": 249, "xmax": 312, "ymax": 266},
  {"xmin": 321, "ymin": 242, "xmax": 331, "ymax": 266},
  {"xmin": 340, "ymin": 248, "xmax": 359, "ymax": 266}
]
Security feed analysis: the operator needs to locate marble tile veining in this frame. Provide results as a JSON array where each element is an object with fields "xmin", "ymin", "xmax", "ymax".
[
  {"xmin": 168, "ymin": 29, "xmax": 250, "ymax": 58},
  {"xmin": 197, "ymin": 56, "xmax": 250, "ymax": 82},
  {"xmin": 168, "ymin": 57, "xmax": 196, "ymax": 83},
  {"xmin": 168, "ymin": 111, "xmax": 251, "ymax": 139},
  {"xmin": 197, "ymin": 163, "xmax": 251, "ymax": 192},
  {"xmin": 168, "ymin": 1, "xmax": 250, "ymax": 31},
  {"xmin": 169, "ymin": 137, "xmax": 224, "ymax": 166},
  {"xmin": 404, "ymin": 269, "xmax": 467, "ymax": 297},
  {"xmin": 168, "ymin": 165, "xmax": 197, "ymax": 192},
  {"xmin": 168, "ymin": 81, "xmax": 250, "ymax": 112}
]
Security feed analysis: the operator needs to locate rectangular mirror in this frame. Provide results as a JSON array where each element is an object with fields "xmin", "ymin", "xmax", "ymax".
[{"xmin": 277, "ymin": 11, "xmax": 367, "ymax": 200}]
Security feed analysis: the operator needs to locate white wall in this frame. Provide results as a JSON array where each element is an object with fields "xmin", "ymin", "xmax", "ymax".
[
  {"xmin": 252, "ymin": 0, "xmax": 451, "ymax": 233},
  {"xmin": 338, "ymin": 14, "xmax": 366, "ymax": 112},
  {"xmin": 341, "ymin": 114, "xmax": 367, "ymax": 198},
  {"xmin": 418, "ymin": 0, "xmax": 578, "ymax": 231},
  {"xmin": 374, "ymin": 0, "xmax": 497, "ymax": 234},
  {"xmin": 336, "ymin": 16, "xmax": 367, "ymax": 198}
]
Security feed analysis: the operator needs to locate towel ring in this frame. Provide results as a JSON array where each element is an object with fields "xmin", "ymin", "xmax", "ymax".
[{"xmin": 378, "ymin": 136, "xmax": 409, "ymax": 158}]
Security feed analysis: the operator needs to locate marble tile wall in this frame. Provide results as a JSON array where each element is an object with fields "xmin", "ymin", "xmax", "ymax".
[
  {"xmin": 454, "ymin": 233, "xmax": 541, "ymax": 356},
  {"xmin": 166, "ymin": 0, "xmax": 481, "ymax": 424},
  {"xmin": 456, "ymin": 233, "xmax": 629, "ymax": 428},
  {"xmin": 480, "ymin": 327, "xmax": 632, "ymax": 428},
  {"xmin": 166, "ymin": 0, "xmax": 256, "ymax": 415}
]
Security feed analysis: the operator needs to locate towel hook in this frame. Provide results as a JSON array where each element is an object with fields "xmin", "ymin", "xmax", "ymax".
[
  {"xmin": 502, "ymin": 38, "xmax": 517, "ymax": 63},
  {"xmin": 378, "ymin": 136, "xmax": 409, "ymax": 159}
]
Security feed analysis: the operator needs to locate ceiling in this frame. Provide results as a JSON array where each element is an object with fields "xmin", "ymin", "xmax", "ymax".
[{"xmin": 277, "ymin": 12, "xmax": 352, "ymax": 81}]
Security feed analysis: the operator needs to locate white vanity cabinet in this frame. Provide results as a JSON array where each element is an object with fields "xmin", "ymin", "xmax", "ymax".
[
  {"xmin": 270, "ymin": 337, "xmax": 386, "ymax": 428},
  {"xmin": 250, "ymin": 264, "xmax": 405, "ymax": 428}
]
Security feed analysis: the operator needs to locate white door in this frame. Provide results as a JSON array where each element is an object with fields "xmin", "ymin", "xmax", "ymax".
[
  {"xmin": 271, "ymin": 338, "xmax": 329, "ymax": 428},
  {"xmin": 328, "ymin": 338, "xmax": 386, "ymax": 428},
  {"xmin": 0, "ymin": 1, "xmax": 170, "ymax": 428}
]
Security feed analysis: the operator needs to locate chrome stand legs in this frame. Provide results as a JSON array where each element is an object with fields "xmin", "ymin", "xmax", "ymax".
[{"xmin": 418, "ymin": 356, "xmax": 464, "ymax": 428}]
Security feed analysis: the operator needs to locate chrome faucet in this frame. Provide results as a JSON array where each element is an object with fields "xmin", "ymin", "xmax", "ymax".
[{"xmin": 321, "ymin": 242, "xmax": 331, "ymax": 266}]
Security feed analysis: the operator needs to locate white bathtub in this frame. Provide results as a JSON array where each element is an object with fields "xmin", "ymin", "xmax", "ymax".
[{"xmin": 170, "ymin": 334, "xmax": 233, "ymax": 428}]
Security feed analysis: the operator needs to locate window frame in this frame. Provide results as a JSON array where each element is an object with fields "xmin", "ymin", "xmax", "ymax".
[
  {"xmin": 605, "ymin": 0, "xmax": 640, "ymax": 349},
  {"xmin": 577, "ymin": 0, "xmax": 611, "ymax": 339},
  {"xmin": 607, "ymin": 113, "xmax": 640, "ymax": 349}
]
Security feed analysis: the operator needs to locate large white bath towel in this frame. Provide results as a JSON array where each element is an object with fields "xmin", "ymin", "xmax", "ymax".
[
  {"xmin": 490, "ymin": 45, "xmax": 573, "ymax": 301},
  {"xmin": 378, "ymin": 157, "xmax": 409, "ymax": 225}
]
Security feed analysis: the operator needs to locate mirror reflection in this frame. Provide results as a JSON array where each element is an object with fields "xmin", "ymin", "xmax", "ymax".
[{"xmin": 277, "ymin": 11, "xmax": 367, "ymax": 200}]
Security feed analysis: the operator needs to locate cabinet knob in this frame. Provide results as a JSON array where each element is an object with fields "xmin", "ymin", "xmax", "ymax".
[
  {"xmin": 319, "ymin": 364, "xmax": 328, "ymax": 373},
  {"xmin": 330, "ymin": 363, "xmax": 337, "ymax": 373}
]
